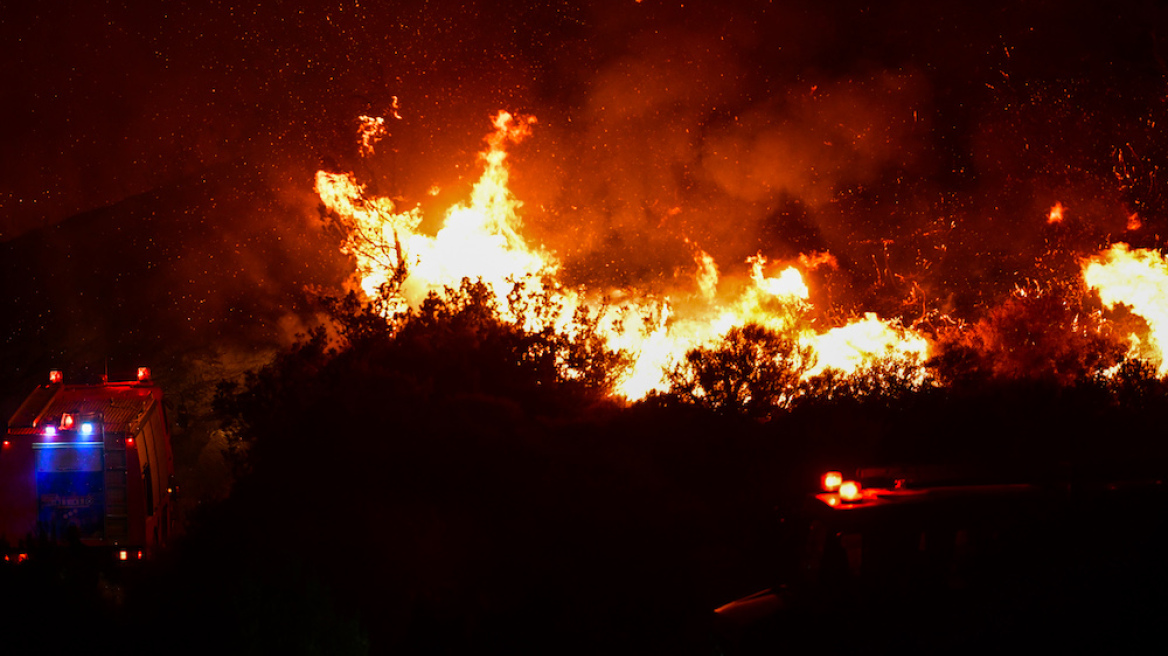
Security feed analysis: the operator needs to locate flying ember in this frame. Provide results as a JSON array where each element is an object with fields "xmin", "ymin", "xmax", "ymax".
[
  {"xmin": 1047, "ymin": 202, "xmax": 1066, "ymax": 224},
  {"xmin": 316, "ymin": 111, "xmax": 934, "ymax": 400}
]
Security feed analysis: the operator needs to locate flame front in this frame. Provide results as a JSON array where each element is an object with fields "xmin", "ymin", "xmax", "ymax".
[
  {"xmin": 807, "ymin": 314, "xmax": 929, "ymax": 379},
  {"xmin": 317, "ymin": 111, "xmax": 934, "ymax": 401},
  {"xmin": 1083, "ymin": 243, "xmax": 1168, "ymax": 374}
]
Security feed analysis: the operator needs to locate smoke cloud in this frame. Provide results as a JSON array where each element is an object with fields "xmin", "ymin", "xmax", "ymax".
[{"xmin": 3, "ymin": 0, "xmax": 1167, "ymax": 329}]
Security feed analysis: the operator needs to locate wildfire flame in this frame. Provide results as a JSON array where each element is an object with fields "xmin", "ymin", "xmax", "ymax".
[
  {"xmin": 1083, "ymin": 243, "xmax": 1168, "ymax": 374},
  {"xmin": 316, "ymin": 112, "xmax": 548, "ymax": 314},
  {"xmin": 807, "ymin": 314, "xmax": 929, "ymax": 378},
  {"xmin": 315, "ymin": 111, "xmax": 941, "ymax": 400}
]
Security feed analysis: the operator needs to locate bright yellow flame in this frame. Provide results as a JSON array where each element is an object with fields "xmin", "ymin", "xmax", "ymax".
[
  {"xmin": 806, "ymin": 313, "xmax": 929, "ymax": 378},
  {"xmin": 316, "ymin": 111, "xmax": 551, "ymax": 314},
  {"xmin": 752, "ymin": 257, "xmax": 809, "ymax": 300},
  {"xmin": 1083, "ymin": 242, "xmax": 1168, "ymax": 374}
]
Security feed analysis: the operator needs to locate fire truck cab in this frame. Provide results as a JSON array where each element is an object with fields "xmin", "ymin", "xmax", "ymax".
[{"xmin": 1, "ymin": 369, "xmax": 174, "ymax": 561}]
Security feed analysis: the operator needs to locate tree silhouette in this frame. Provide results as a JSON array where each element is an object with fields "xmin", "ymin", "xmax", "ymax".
[
  {"xmin": 666, "ymin": 323, "xmax": 813, "ymax": 418},
  {"xmin": 803, "ymin": 352, "xmax": 931, "ymax": 408},
  {"xmin": 191, "ymin": 275, "xmax": 1168, "ymax": 655}
]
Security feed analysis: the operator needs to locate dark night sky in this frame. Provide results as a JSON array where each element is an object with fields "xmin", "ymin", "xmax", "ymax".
[
  {"xmin": 1, "ymin": 0, "xmax": 589, "ymax": 239},
  {"xmin": 2, "ymin": 1, "xmax": 1167, "ymax": 332}
]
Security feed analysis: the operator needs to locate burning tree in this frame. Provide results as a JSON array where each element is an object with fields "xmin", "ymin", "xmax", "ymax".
[{"xmin": 315, "ymin": 110, "xmax": 938, "ymax": 405}]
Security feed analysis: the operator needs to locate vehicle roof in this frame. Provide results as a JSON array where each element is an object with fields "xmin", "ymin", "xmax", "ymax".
[
  {"xmin": 816, "ymin": 482, "xmax": 1042, "ymax": 510},
  {"xmin": 808, "ymin": 482, "xmax": 1058, "ymax": 528},
  {"xmin": 7, "ymin": 381, "xmax": 162, "ymax": 436}
]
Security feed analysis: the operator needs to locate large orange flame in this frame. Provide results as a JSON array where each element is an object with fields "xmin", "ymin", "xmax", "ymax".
[
  {"xmin": 317, "ymin": 111, "xmax": 933, "ymax": 400},
  {"xmin": 1083, "ymin": 243, "xmax": 1168, "ymax": 374}
]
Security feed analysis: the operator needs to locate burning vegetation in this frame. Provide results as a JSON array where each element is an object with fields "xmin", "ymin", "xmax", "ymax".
[{"xmin": 313, "ymin": 109, "xmax": 1168, "ymax": 416}]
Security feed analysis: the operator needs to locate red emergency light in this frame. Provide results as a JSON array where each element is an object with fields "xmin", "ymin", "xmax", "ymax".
[
  {"xmin": 821, "ymin": 471, "xmax": 844, "ymax": 492},
  {"xmin": 839, "ymin": 480, "xmax": 863, "ymax": 503},
  {"xmin": 49, "ymin": 370, "xmax": 63, "ymax": 384},
  {"xmin": 2, "ymin": 440, "xmax": 10, "ymax": 449},
  {"xmin": 137, "ymin": 367, "xmax": 151, "ymax": 382},
  {"xmin": 116, "ymin": 549, "xmax": 142, "ymax": 562},
  {"xmin": 126, "ymin": 437, "xmax": 135, "ymax": 448},
  {"xmin": 60, "ymin": 414, "xmax": 75, "ymax": 431}
]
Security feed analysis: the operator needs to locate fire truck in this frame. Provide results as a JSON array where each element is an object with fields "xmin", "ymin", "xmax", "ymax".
[
  {"xmin": 1, "ymin": 368, "xmax": 174, "ymax": 562},
  {"xmin": 712, "ymin": 465, "xmax": 1167, "ymax": 653}
]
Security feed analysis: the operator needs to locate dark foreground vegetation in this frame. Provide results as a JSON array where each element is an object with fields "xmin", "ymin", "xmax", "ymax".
[{"xmin": 5, "ymin": 282, "xmax": 1168, "ymax": 655}]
